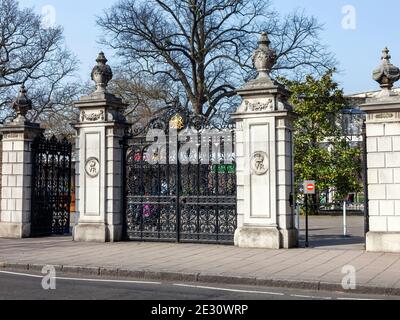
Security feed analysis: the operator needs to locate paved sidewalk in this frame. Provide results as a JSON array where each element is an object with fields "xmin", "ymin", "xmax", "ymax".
[
  {"xmin": 1, "ymin": 237, "xmax": 400, "ymax": 296},
  {"xmin": 300, "ymin": 216, "xmax": 365, "ymax": 250}
]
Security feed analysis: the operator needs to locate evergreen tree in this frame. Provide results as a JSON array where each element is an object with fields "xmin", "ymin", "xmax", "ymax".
[{"xmin": 283, "ymin": 71, "xmax": 362, "ymax": 213}]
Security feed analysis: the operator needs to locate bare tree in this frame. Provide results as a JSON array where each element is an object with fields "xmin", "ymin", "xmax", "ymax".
[
  {"xmin": 109, "ymin": 71, "xmax": 171, "ymax": 125},
  {"xmin": 97, "ymin": 0, "xmax": 335, "ymax": 119},
  {"xmin": 0, "ymin": 0, "xmax": 79, "ymax": 136},
  {"xmin": 30, "ymin": 81, "xmax": 91, "ymax": 140}
]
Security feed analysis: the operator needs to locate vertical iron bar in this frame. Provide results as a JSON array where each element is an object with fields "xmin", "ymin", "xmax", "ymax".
[
  {"xmin": 55, "ymin": 142, "xmax": 61, "ymax": 234},
  {"xmin": 44, "ymin": 143, "xmax": 50, "ymax": 235},
  {"xmin": 215, "ymin": 138, "xmax": 220, "ymax": 243},
  {"xmin": 120, "ymin": 136, "xmax": 127, "ymax": 240},
  {"xmin": 166, "ymin": 134, "xmax": 172, "ymax": 240},
  {"xmin": 176, "ymin": 137, "xmax": 181, "ymax": 243},
  {"xmin": 157, "ymin": 144, "xmax": 161, "ymax": 240},
  {"xmin": 30, "ymin": 138, "xmax": 37, "ymax": 236},
  {"xmin": 305, "ymin": 194, "xmax": 309, "ymax": 248},
  {"xmin": 196, "ymin": 131, "xmax": 201, "ymax": 242},
  {"xmin": 49, "ymin": 139, "xmax": 53, "ymax": 234},
  {"xmin": 140, "ymin": 141, "xmax": 145, "ymax": 240},
  {"xmin": 66, "ymin": 141, "xmax": 72, "ymax": 234}
]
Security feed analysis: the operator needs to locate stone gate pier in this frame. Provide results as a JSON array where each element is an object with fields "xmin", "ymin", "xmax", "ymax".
[
  {"xmin": 0, "ymin": 86, "xmax": 43, "ymax": 238},
  {"xmin": 361, "ymin": 48, "xmax": 400, "ymax": 253},
  {"xmin": 233, "ymin": 33, "xmax": 297, "ymax": 249},
  {"xmin": 73, "ymin": 53, "xmax": 130, "ymax": 242}
]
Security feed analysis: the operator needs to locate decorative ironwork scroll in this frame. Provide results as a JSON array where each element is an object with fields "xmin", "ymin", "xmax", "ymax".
[
  {"xmin": 122, "ymin": 104, "xmax": 237, "ymax": 244},
  {"xmin": 31, "ymin": 135, "xmax": 72, "ymax": 236}
]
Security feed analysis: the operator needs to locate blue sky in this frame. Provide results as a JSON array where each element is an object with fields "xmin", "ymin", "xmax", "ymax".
[{"xmin": 21, "ymin": 0, "xmax": 400, "ymax": 94}]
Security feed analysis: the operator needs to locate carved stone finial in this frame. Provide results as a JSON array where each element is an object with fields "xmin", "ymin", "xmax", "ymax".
[
  {"xmin": 373, "ymin": 47, "xmax": 400, "ymax": 91},
  {"xmin": 12, "ymin": 85, "xmax": 32, "ymax": 123},
  {"xmin": 91, "ymin": 52, "xmax": 113, "ymax": 92},
  {"xmin": 252, "ymin": 32, "xmax": 277, "ymax": 79}
]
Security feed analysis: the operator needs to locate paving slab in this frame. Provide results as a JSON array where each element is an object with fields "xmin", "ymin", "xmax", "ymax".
[{"xmin": 1, "ymin": 236, "xmax": 400, "ymax": 296}]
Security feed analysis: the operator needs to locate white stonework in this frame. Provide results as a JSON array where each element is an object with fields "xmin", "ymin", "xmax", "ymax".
[
  {"xmin": 232, "ymin": 34, "xmax": 297, "ymax": 249},
  {"xmin": 73, "ymin": 91, "xmax": 129, "ymax": 243},
  {"xmin": 73, "ymin": 53, "xmax": 130, "ymax": 243},
  {"xmin": 0, "ymin": 124, "xmax": 43, "ymax": 238},
  {"xmin": 361, "ymin": 92, "xmax": 400, "ymax": 252},
  {"xmin": 233, "ymin": 104, "xmax": 297, "ymax": 249}
]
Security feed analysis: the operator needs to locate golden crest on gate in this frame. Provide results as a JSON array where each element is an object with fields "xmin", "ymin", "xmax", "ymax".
[{"xmin": 169, "ymin": 114, "xmax": 185, "ymax": 130}]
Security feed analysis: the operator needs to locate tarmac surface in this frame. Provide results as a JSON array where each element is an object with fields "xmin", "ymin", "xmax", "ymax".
[
  {"xmin": 0, "ymin": 269, "xmax": 395, "ymax": 300},
  {"xmin": 2, "ymin": 216, "xmax": 400, "ymax": 298}
]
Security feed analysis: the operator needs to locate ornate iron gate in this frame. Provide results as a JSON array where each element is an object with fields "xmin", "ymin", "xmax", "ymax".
[
  {"xmin": 31, "ymin": 135, "xmax": 72, "ymax": 236},
  {"xmin": 122, "ymin": 107, "xmax": 237, "ymax": 244}
]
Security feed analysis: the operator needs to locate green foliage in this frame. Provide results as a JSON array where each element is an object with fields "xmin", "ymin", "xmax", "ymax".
[
  {"xmin": 282, "ymin": 71, "xmax": 362, "ymax": 205},
  {"xmin": 331, "ymin": 139, "xmax": 362, "ymax": 199}
]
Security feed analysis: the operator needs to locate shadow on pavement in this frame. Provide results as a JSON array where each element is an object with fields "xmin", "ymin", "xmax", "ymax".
[
  {"xmin": 299, "ymin": 234, "xmax": 365, "ymax": 249},
  {"xmin": 299, "ymin": 216, "xmax": 366, "ymax": 250}
]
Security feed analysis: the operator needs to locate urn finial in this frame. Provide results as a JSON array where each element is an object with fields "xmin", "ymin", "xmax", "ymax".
[
  {"xmin": 12, "ymin": 85, "xmax": 32, "ymax": 123},
  {"xmin": 373, "ymin": 47, "xmax": 400, "ymax": 91},
  {"xmin": 91, "ymin": 52, "xmax": 113, "ymax": 92},
  {"xmin": 252, "ymin": 32, "xmax": 277, "ymax": 79}
]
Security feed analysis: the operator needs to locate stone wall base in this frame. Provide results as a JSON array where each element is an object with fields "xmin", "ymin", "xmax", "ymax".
[
  {"xmin": 0, "ymin": 222, "xmax": 30, "ymax": 239},
  {"xmin": 366, "ymin": 231, "xmax": 400, "ymax": 253},
  {"xmin": 279, "ymin": 228, "xmax": 299, "ymax": 249},
  {"xmin": 73, "ymin": 223, "xmax": 123, "ymax": 243},
  {"xmin": 234, "ymin": 226, "xmax": 298, "ymax": 249}
]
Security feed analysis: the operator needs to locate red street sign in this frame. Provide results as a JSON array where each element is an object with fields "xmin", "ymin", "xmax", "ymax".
[{"xmin": 304, "ymin": 180, "xmax": 316, "ymax": 194}]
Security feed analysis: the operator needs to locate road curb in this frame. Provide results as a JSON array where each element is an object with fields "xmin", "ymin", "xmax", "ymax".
[{"xmin": 0, "ymin": 261, "xmax": 399, "ymax": 297}]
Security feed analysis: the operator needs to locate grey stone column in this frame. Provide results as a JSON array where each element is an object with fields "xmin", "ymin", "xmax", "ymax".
[
  {"xmin": 73, "ymin": 52, "xmax": 130, "ymax": 242},
  {"xmin": 361, "ymin": 48, "xmax": 400, "ymax": 253},
  {"xmin": 0, "ymin": 86, "xmax": 44, "ymax": 238},
  {"xmin": 233, "ymin": 33, "xmax": 297, "ymax": 249}
]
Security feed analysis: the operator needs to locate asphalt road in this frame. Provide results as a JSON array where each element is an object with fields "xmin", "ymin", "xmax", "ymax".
[{"xmin": 0, "ymin": 270, "xmax": 397, "ymax": 300}]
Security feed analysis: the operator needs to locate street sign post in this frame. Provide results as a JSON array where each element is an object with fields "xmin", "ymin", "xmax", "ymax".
[
  {"xmin": 304, "ymin": 180, "xmax": 316, "ymax": 195},
  {"xmin": 303, "ymin": 180, "xmax": 316, "ymax": 248}
]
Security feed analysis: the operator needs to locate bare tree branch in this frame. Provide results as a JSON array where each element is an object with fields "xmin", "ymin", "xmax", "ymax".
[
  {"xmin": 97, "ymin": 0, "xmax": 336, "ymax": 120},
  {"xmin": 0, "ymin": 0, "xmax": 80, "ymax": 138}
]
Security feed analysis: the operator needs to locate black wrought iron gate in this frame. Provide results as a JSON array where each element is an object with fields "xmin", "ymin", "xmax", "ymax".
[
  {"xmin": 31, "ymin": 135, "xmax": 72, "ymax": 236},
  {"xmin": 122, "ymin": 108, "xmax": 237, "ymax": 244}
]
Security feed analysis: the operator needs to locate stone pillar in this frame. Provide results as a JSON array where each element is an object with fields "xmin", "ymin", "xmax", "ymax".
[
  {"xmin": 233, "ymin": 33, "xmax": 297, "ymax": 249},
  {"xmin": 361, "ymin": 48, "xmax": 400, "ymax": 253},
  {"xmin": 73, "ymin": 52, "xmax": 130, "ymax": 242},
  {"xmin": 0, "ymin": 86, "xmax": 43, "ymax": 238}
]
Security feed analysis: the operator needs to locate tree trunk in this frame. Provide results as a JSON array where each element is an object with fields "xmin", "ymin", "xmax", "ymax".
[{"xmin": 193, "ymin": 101, "xmax": 203, "ymax": 115}]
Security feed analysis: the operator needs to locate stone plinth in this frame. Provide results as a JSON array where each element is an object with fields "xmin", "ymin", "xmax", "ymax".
[
  {"xmin": 232, "ymin": 80, "xmax": 297, "ymax": 249},
  {"xmin": 73, "ymin": 90, "xmax": 130, "ymax": 243},
  {"xmin": 232, "ymin": 33, "xmax": 297, "ymax": 249},
  {"xmin": 361, "ymin": 47, "xmax": 400, "ymax": 253},
  {"xmin": 0, "ymin": 123, "xmax": 43, "ymax": 238},
  {"xmin": 361, "ymin": 98, "xmax": 400, "ymax": 252},
  {"xmin": 73, "ymin": 53, "xmax": 130, "ymax": 242}
]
